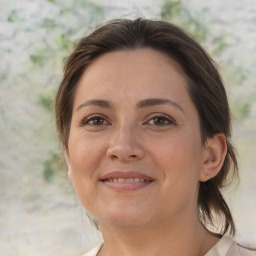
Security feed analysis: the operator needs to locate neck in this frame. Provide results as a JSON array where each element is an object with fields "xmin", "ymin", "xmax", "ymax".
[{"xmin": 99, "ymin": 212, "xmax": 219, "ymax": 256}]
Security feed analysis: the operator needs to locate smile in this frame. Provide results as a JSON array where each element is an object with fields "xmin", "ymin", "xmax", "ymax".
[
  {"xmin": 100, "ymin": 171, "xmax": 154, "ymax": 191},
  {"xmin": 105, "ymin": 178, "xmax": 151, "ymax": 183}
]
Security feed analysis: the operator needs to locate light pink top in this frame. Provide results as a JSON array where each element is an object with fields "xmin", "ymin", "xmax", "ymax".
[
  {"xmin": 205, "ymin": 236, "xmax": 255, "ymax": 256},
  {"xmin": 82, "ymin": 236, "xmax": 256, "ymax": 256}
]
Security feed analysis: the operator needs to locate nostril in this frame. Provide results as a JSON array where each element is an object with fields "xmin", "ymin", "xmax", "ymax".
[
  {"xmin": 106, "ymin": 143, "xmax": 144, "ymax": 161},
  {"xmin": 110, "ymin": 155, "xmax": 118, "ymax": 160}
]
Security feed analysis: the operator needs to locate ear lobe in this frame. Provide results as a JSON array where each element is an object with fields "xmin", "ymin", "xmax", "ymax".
[
  {"xmin": 64, "ymin": 150, "xmax": 73, "ymax": 182},
  {"xmin": 199, "ymin": 133, "xmax": 227, "ymax": 182}
]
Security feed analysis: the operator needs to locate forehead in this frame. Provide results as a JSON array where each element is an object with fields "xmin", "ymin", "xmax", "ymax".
[{"xmin": 74, "ymin": 48, "xmax": 190, "ymax": 104}]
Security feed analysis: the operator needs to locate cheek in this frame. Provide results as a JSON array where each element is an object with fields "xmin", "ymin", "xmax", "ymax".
[
  {"xmin": 67, "ymin": 140, "xmax": 101, "ymax": 213},
  {"xmin": 67, "ymin": 136, "xmax": 104, "ymax": 202},
  {"xmin": 154, "ymin": 136, "xmax": 202, "ymax": 209},
  {"xmin": 68, "ymin": 134, "xmax": 105, "ymax": 173},
  {"xmin": 150, "ymin": 134, "xmax": 203, "ymax": 182}
]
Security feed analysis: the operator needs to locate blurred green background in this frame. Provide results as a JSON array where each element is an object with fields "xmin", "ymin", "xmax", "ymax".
[{"xmin": 0, "ymin": 0, "xmax": 255, "ymax": 255}]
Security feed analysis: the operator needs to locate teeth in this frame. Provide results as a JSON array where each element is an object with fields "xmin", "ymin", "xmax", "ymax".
[{"xmin": 106, "ymin": 178, "xmax": 150, "ymax": 183}]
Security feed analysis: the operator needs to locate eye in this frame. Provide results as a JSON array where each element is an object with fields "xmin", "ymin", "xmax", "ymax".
[
  {"xmin": 81, "ymin": 115, "xmax": 110, "ymax": 126},
  {"xmin": 145, "ymin": 114, "xmax": 175, "ymax": 127}
]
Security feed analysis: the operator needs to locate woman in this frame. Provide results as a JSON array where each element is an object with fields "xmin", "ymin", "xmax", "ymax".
[{"xmin": 55, "ymin": 19, "xmax": 255, "ymax": 256}]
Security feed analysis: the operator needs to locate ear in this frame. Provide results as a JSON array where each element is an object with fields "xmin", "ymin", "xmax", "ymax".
[
  {"xmin": 64, "ymin": 150, "xmax": 73, "ymax": 182},
  {"xmin": 199, "ymin": 133, "xmax": 227, "ymax": 182}
]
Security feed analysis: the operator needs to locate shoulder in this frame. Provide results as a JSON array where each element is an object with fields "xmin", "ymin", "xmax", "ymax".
[
  {"xmin": 82, "ymin": 243, "xmax": 103, "ymax": 256},
  {"xmin": 205, "ymin": 236, "xmax": 256, "ymax": 256}
]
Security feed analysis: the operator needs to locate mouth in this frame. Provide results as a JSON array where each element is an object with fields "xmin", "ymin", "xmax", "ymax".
[
  {"xmin": 100, "ymin": 171, "xmax": 155, "ymax": 191},
  {"xmin": 103, "ymin": 178, "xmax": 152, "ymax": 183}
]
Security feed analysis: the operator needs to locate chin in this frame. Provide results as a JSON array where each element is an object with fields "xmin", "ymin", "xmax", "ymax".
[
  {"xmin": 102, "ymin": 216, "xmax": 149, "ymax": 229},
  {"xmin": 98, "ymin": 206, "xmax": 152, "ymax": 228}
]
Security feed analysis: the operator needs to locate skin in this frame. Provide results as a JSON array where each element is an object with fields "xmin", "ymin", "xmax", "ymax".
[{"xmin": 65, "ymin": 48, "xmax": 227, "ymax": 256}]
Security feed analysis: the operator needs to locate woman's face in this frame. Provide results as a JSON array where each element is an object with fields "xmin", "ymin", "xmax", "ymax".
[{"xmin": 66, "ymin": 48, "xmax": 208, "ymax": 228}]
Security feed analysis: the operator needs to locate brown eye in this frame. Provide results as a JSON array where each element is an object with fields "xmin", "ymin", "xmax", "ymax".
[
  {"xmin": 146, "ymin": 114, "xmax": 175, "ymax": 127},
  {"xmin": 82, "ymin": 116, "xmax": 109, "ymax": 126},
  {"xmin": 89, "ymin": 117, "xmax": 105, "ymax": 125},
  {"xmin": 152, "ymin": 117, "xmax": 169, "ymax": 125}
]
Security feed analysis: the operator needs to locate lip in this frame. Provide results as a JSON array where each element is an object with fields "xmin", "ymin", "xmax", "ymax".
[
  {"xmin": 100, "ymin": 171, "xmax": 154, "ymax": 181},
  {"xmin": 99, "ymin": 171, "xmax": 155, "ymax": 192}
]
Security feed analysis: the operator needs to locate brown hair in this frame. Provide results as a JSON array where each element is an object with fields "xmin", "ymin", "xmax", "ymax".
[{"xmin": 55, "ymin": 18, "xmax": 238, "ymax": 235}]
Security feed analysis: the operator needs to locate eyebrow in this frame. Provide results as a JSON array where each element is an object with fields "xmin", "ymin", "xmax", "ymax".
[
  {"xmin": 77, "ymin": 98, "xmax": 184, "ymax": 113},
  {"xmin": 77, "ymin": 99, "xmax": 112, "ymax": 111},
  {"xmin": 137, "ymin": 98, "xmax": 184, "ymax": 113}
]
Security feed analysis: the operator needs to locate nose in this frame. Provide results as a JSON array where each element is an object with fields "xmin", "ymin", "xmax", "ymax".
[{"xmin": 106, "ymin": 125, "xmax": 144, "ymax": 162}]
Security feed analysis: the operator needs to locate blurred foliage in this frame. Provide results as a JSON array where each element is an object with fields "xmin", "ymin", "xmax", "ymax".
[
  {"xmin": 161, "ymin": 0, "xmax": 181, "ymax": 18},
  {"xmin": 0, "ymin": 73, "xmax": 7, "ymax": 81},
  {"xmin": 36, "ymin": 1, "xmax": 105, "ymax": 181},
  {"xmin": 2, "ymin": 0, "xmax": 106, "ymax": 182},
  {"xmin": 161, "ymin": 0, "xmax": 209, "ymax": 42},
  {"xmin": 8, "ymin": 9, "xmax": 22, "ymax": 22},
  {"xmin": 38, "ymin": 90, "xmax": 55, "ymax": 112},
  {"xmin": 161, "ymin": 0, "xmax": 255, "ymax": 121},
  {"xmin": 236, "ymin": 103, "xmax": 251, "ymax": 119},
  {"xmin": 161, "ymin": 0, "xmax": 230, "ymax": 53},
  {"xmin": 43, "ymin": 152, "xmax": 66, "ymax": 182}
]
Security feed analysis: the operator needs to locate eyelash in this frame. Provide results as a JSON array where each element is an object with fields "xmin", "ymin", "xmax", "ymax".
[
  {"xmin": 80, "ymin": 114, "xmax": 176, "ymax": 127},
  {"xmin": 80, "ymin": 115, "xmax": 110, "ymax": 126},
  {"xmin": 144, "ymin": 114, "xmax": 176, "ymax": 127}
]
